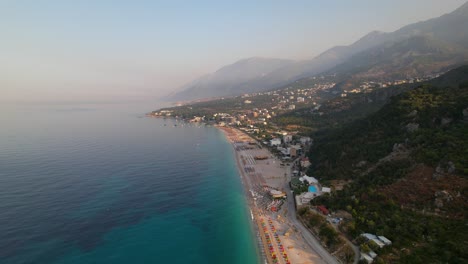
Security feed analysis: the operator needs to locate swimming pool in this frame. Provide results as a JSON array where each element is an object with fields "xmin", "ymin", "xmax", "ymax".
[{"xmin": 308, "ymin": 186, "xmax": 317, "ymax": 193}]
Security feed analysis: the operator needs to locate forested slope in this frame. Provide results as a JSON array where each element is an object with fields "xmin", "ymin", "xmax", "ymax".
[{"xmin": 306, "ymin": 66, "xmax": 468, "ymax": 263}]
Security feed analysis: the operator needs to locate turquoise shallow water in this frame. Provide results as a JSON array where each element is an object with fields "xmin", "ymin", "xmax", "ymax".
[{"xmin": 0, "ymin": 104, "xmax": 259, "ymax": 264}]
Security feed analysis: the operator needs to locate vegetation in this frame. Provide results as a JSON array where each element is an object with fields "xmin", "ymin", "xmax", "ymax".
[
  {"xmin": 157, "ymin": 64, "xmax": 468, "ymax": 263},
  {"xmin": 298, "ymin": 207, "xmax": 355, "ymax": 264},
  {"xmin": 309, "ymin": 81, "xmax": 468, "ymax": 180},
  {"xmin": 305, "ymin": 66, "xmax": 468, "ymax": 263}
]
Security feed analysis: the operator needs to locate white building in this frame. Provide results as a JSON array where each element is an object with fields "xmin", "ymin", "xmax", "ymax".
[
  {"xmin": 299, "ymin": 175, "xmax": 318, "ymax": 184},
  {"xmin": 299, "ymin": 192, "xmax": 316, "ymax": 204},
  {"xmin": 378, "ymin": 236, "xmax": 392, "ymax": 246},
  {"xmin": 283, "ymin": 134, "xmax": 293, "ymax": 143},
  {"xmin": 321, "ymin": 187, "xmax": 331, "ymax": 193},
  {"xmin": 270, "ymin": 138, "xmax": 281, "ymax": 146},
  {"xmin": 361, "ymin": 233, "xmax": 385, "ymax": 248},
  {"xmin": 360, "ymin": 253, "xmax": 374, "ymax": 263},
  {"xmin": 288, "ymin": 104, "xmax": 296, "ymax": 110},
  {"xmin": 300, "ymin": 137, "xmax": 312, "ymax": 145}
]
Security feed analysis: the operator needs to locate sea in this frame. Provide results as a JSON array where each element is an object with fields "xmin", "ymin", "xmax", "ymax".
[{"xmin": 0, "ymin": 103, "xmax": 260, "ymax": 264}]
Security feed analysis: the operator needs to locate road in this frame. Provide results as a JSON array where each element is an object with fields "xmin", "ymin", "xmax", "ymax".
[
  {"xmin": 222, "ymin": 127, "xmax": 346, "ymax": 264},
  {"xmin": 282, "ymin": 158, "xmax": 340, "ymax": 264}
]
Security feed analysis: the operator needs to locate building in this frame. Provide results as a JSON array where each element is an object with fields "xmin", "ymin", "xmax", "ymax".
[
  {"xmin": 317, "ymin": 205, "xmax": 329, "ymax": 215},
  {"xmin": 360, "ymin": 253, "xmax": 374, "ymax": 263},
  {"xmin": 299, "ymin": 192, "xmax": 315, "ymax": 204},
  {"xmin": 279, "ymin": 147, "xmax": 290, "ymax": 157},
  {"xmin": 321, "ymin": 187, "xmax": 331, "ymax": 193},
  {"xmin": 361, "ymin": 233, "xmax": 386, "ymax": 248},
  {"xmin": 299, "ymin": 175, "xmax": 318, "ymax": 184},
  {"xmin": 301, "ymin": 157, "xmax": 311, "ymax": 168},
  {"xmin": 378, "ymin": 236, "xmax": 392, "ymax": 246},
  {"xmin": 300, "ymin": 136, "xmax": 311, "ymax": 145},
  {"xmin": 270, "ymin": 138, "xmax": 281, "ymax": 146},
  {"xmin": 290, "ymin": 145, "xmax": 302, "ymax": 156},
  {"xmin": 244, "ymin": 100, "xmax": 252, "ymax": 104},
  {"xmin": 297, "ymin": 97, "xmax": 305, "ymax": 102},
  {"xmin": 226, "ymin": 117, "xmax": 236, "ymax": 124},
  {"xmin": 270, "ymin": 189, "xmax": 286, "ymax": 198},
  {"xmin": 290, "ymin": 147, "xmax": 297, "ymax": 158},
  {"xmin": 283, "ymin": 134, "xmax": 293, "ymax": 143},
  {"xmin": 288, "ymin": 104, "xmax": 296, "ymax": 110}
]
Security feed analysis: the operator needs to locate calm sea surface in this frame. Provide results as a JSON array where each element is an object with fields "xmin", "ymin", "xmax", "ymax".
[{"xmin": 0, "ymin": 103, "xmax": 259, "ymax": 264}]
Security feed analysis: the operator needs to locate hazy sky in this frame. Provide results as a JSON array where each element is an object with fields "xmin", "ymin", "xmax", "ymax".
[{"xmin": 1, "ymin": 0, "xmax": 466, "ymax": 103}]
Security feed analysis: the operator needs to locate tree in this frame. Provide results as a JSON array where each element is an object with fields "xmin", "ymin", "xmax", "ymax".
[
  {"xmin": 360, "ymin": 243, "xmax": 371, "ymax": 253},
  {"xmin": 342, "ymin": 245, "xmax": 355, "ymax": 264}
]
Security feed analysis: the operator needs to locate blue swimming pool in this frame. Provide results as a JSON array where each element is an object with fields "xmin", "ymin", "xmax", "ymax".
[{"xmin": 308, "ymin": 186, "xmax": 317, "ymax": 193}]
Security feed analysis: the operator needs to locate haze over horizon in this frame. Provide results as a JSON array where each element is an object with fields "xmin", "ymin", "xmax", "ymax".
[{"xmin": 1, "ymin": 0, "xmax": 466, "ymax": 103}]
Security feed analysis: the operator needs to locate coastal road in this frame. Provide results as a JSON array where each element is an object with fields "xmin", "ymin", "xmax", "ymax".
[
  {"xmin": 223, "ymin": 127, "xmax": 340, "ymax": 264},
  {"xmin": 283, "ymin": 163, "xmax": 339, "ymax": 264}
]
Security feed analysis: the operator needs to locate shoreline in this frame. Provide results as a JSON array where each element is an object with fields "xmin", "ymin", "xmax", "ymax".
[
  {"xmin": 220, "ymin": 126, "xmax": 267, "ymax": 264},
  {"xmin": 217, "ymin": 126, "xmax": 337, "ymax": 264}
]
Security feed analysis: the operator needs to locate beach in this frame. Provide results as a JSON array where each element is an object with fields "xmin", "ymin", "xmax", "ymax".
[{"xmin": 218, "ymin": 126, "xmax": 338, "ymax": 264}]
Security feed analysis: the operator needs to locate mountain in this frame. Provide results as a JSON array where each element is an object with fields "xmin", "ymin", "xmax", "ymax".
[
  {"xmin": 274, "ymin": 65, "xmax": 468, "ymax": 135},
  {"xmin": 169, "ymin": 2, "xmax": 468, "ymax": 101},
  {"xmin": 168, "ymin": 57, "xmax": 293, "ymax": 101},
  {"xmin": 169, "ymin": 30, "xmax": 392, "ymax": 101},
  {"xmin": 326, "ymin": 2, "xmax": 468, "ymax": 84},
  {"xmin": 307, "ymin": 66, "xmax": 468, "ymax": 263},
  {"xmin": 268, "ymin": 31, "xmax": 392, "ymax": 80},
  {"xmin": 394, "ymin": 1, "xmax": 468, "ymax": 48},
  {"xmin": 329, "ymin": 35, "xmax": 468, "ymax": 80}
]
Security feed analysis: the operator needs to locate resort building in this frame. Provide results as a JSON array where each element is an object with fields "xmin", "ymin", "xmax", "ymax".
[
  {"xmin": 290, "ymin": 147, "xmax": 297, "ymax": 158},
  {"xmin": 299, "ymin": 192, "xmax": 315, "ymax": 204},
  {"xmin": 283, "ymin": 134, "xmax": 293, "ymax": 143},
  {"xmin": 300, "ymin": 136, "xmax": 312, "ymax": 145},
  {"xmin": 270, "ymin": 138, "xmax": 281, "ymax": 146},
  {"xmin": 301, "ymin": 157, "xmax": 311, "ymax": 168},
  {"xmin": 299, "ymin": 175, "xmax": 318, "ymax": 184}
]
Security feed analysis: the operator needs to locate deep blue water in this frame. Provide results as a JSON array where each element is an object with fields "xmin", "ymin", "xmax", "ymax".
[{"xmin": 0, "ymin": 104, "xmax": 259, "ymax": 264}]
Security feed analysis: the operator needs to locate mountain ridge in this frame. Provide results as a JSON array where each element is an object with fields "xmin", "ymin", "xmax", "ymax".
[{"xmin": 168, "ymin": 1, "xmax": 468, "ymax": 101}]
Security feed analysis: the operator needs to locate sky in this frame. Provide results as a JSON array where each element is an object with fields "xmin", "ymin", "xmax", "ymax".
[{"xmin": 1, "ymin": 0, "xmax": 466, "ymax": 103}]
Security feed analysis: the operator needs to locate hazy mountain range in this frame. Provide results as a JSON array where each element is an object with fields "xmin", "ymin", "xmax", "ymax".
[{"xmin": 168, "ymin": 2, "xmax": 468, "ymax": 101}]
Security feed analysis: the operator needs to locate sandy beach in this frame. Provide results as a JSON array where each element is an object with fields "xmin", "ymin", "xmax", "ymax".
[{"xmin": 218, "ymin": 126, "xmax": 338, "ymax": 264}]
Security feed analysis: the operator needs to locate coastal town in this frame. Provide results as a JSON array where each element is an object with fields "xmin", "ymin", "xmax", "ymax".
[
  {"xmin": 146, "ymin": 113, "xmax": 395, "ymax": 264},
  {"xmin": 149, "ymin": 70, "xmax": 446, "ymax": 135},
  {"xmin": 146, "ymin": 68, "xmax": 460, "ymax": 264},
  {"xmin": 218, "ymin": 126, "xmax": 334, "ymax": 264},
  {"xmin": 145, "ymin": 71, "xmax": 447, "ymax": 264},
  {"xmin": 5, "ymin": 1, "xmax": 468, "ymax": 263}
]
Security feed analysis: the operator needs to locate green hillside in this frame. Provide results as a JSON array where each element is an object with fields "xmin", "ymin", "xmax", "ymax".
[{"xmin": 307, "ymin": 66, "xmax": 468, "ymax": 263}]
